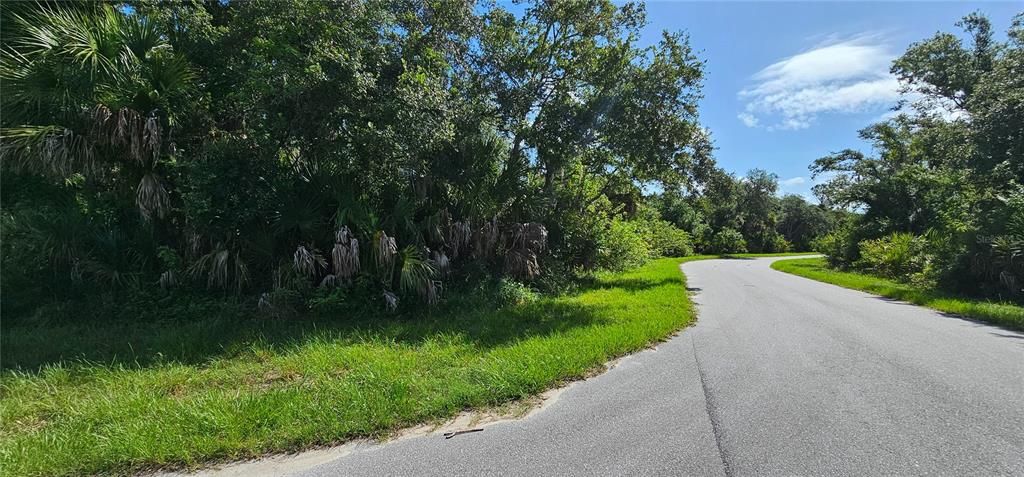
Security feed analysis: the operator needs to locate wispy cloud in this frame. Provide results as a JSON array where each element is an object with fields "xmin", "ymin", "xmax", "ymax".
[
  {"xmin": 780, "ymin": 176, "xmax": 806, "ymax": 187},
  {"xmin": 737, "ymin": 112, "xmax": 760, "ymax": 128},
  {"xmin": 738, "ymin": 36, "xmax": 902, "ymax": 130}
]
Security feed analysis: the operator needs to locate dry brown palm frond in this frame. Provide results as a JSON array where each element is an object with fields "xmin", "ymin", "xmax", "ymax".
[
  {"xmin": 91, "ymin": 105, "xmax": 162, "ymax": 165},
  {"xmin": 112, "ymin": 107, "xmax": 129, "ymax": 144},
  {"xmin": 158, "ymin": 270, "xmax": 177, "ymax": 289},
  {"xmin": 382, "ymin": 290, "xmax": 399, "ymax": 311},
  {"xmin": 91, "ymin": 104, "xmax": 113, "ymax": 134},
  {"xmin": 523, "ymin": 222, "xmax": 548, "ymax": 251},
  {"xmin": 448, "ymin": 220, "xmax": 471, "ymax": 258},
  {"xmin": 320, "ymin": 274, "xmax": 338, "ymax": 288},
  {"xmin": 188, "ymin": 246, "xmax": 249, "ymax": 292},
  {"xmin": 472, "ymin": 218, "xmax": 499, "ymax": 259},
  {"xmin": 258, "ymin": 292, "xmax": 273, "ymax": 311},
  {"xmin": 373, "ymin": 230, "xmax": 397, "ymax": 272},
  {"xmin": 0, "ymin": 126, "xmax": 96, "ymax": 177},
  {"xmin": 143, "ymin": 116, "xmax": 161, "ymax": 157},
  {"xmin": 332, "ymin": 226, "xmax": 360, "ymax": 279},
  {"xmin": 293, "ymin": 245, "xmax": 327, "ymax": 279},
  {"xmin": 431, "ymin": 249, "xmax": 450, "ymax": 276},
  {"xmin": 186, "ymin": 229, "xmax": 203, "ymax": 255},
  {"xmin": 504, "ymin": 248, "xmax": 541, "ymax": 279},
  {"xmin": 507, "ymin": 222, "xmax": 548, "ymax": 252},
  {"xmin": 422, "ymin": 280, "xmax": 442, "ymax": 305},
  {"xmin": 136, "ymin": 172, "xmax": 169, "ymax": 220}
]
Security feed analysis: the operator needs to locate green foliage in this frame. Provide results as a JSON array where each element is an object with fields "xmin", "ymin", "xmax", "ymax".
[
  {"xmin": 709, "ymin": 228, "xmax": 748, "ymax": 254},
  {"xmin": 813, "ymin": 230, "xmax": 856, "ymax": 268},
  {"xmin": 773, "ymin": 257, "xmax": 1024, "ymax": 331},
  {"xmin": 0, "ymin": 0, "xmax": 715, "ymax": 319},
  {"xmin": 642, "ymin": 219, "xmax": 694, "ymax": 258},
  {"xmin": 596, "ymin": 219, "xmax": 652, "ymax": 271},
  {"xmin": 811, "ymin": 12, "xmax": 1024, "ymax": 302},
  {"xmin": 855, "ymin": 232, "xmax": 928, "ymax": 281},
  {"xmin": 777, "ymin": 194, "xmax": 833, "ymax": 251},
  {"xmin": 769, "ymin": 235, "xmax": 792, "ymax": 254},
  {"xmin": 495, "ymin": 278, "xmax": 539, "ymax": 307},
  {"xmin": 651, "ymin": 171, "xmax": 837, "ymax": 255},
  {"xmin": 0, "ymin": 258, "xmax": 698, "ymax": 476}
]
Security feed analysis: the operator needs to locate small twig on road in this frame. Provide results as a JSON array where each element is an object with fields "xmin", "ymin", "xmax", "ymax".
[{"xmin": 443, "ymin": 428, "xmax": 483, "ymax": 439}]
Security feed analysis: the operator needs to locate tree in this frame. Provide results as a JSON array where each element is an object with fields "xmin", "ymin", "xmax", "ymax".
[
  {"xmin": 777, "ymin": 195, "xmax": 831, "ymax": 251},
  {"xmin": 813, "ymin": 12, "xmax": 1024, "ymax": 298},
  {"xmin": 738, "ymin": 169, "xmax": 781, "ymax": 252}
]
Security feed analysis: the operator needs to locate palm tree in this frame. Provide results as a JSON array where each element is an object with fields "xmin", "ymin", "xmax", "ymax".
[{"xmin": 1, "ymin": 3, "xmax": 193, "ymax": 220}]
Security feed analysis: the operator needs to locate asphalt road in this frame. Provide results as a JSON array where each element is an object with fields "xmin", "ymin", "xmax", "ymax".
[{"xmin": 295, "ymin": 257, "xmax": 1024, "ymax": 476}]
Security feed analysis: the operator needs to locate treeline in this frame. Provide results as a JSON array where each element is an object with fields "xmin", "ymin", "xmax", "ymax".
[
  {"xmin": 652, "ymin": 169, "xmax": 845, "ymax": 255},
  {"xmin": 0, "ymin": 0, "xmax": 727, "ymax": 320},
  {"xmin": 811, "ymin": 13, "xmax": 1024, "ymax": 302}
]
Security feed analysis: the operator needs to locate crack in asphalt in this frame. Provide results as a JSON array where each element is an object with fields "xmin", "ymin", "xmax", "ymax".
[{"xmin": 691, "ymin": 334, "xmax": 733, "ymax": 477}]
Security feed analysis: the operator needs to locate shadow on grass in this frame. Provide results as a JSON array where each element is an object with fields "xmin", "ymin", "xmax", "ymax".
[{"xmin": 1, "ymin": 274, "xmax": 679, "ymax": 373}]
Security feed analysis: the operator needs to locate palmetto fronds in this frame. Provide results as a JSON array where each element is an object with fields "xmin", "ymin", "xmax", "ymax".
[
  {"xmin": 382, "ymin": 290, "xmax": 399, "ymax": 311},
  {"xmin": 501, "ymin": 223, "xmax": 548, "ymax": 280},
  {"xmin": 448, "ymin": 220, "xmax": 471, "ymax": 258},
  {"xmin": 91, "ymin": 105, "xmax": 162, "ymax": 166},
  {"xmin": 373, "ymin": 230, "xmax": 398, "ymax": 273},
  {"xmin": 397, "ymin": 246, "xmax": 441, "ymax": 304},
  {"xmin": 293, "ymin": 245, "xmax": 327, "ymax": 279},
  {"xmin": 1, "ymin": 3, "xmax": 191, "ymax": 224},
  {"xmin": 136, "ymin": 172, "xmax": 169, "ymax": 220},
  {"xmin": 320, "ymin": 274, "xmax": 338, "ymax": 288},
  {"xmin": 0, "ymin": 126, "xmax": 95, "ymax": 177},
  {"xmin": 508, "ymin": 222, "xmax": 548, "ymax": 252},
  {"xmin": 158, "ymin": 270, "xmax": 177, "ymax": 290},
  {"xmin": 431, "ymin": 249, "xmax": 450, "ymax": 276},
  {"xmin": 332, "ymin": 226, "xmax": 360, "ymax": 279},
  {"xmin": 473, "ymin": 218, "xmax": 499, "ymax": 259},
  {"xmin": 504, "ymin": 248, "xmax": 541, "ymax": 279},
  {"xmin": 188, "ymin": 246, "xmax": 250, "ymax": 292}
]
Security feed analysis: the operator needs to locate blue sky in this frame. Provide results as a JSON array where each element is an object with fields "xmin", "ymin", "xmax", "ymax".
[{"xmin": 633, "ymin": 1, "xmax": 1021, "ymax": 199}]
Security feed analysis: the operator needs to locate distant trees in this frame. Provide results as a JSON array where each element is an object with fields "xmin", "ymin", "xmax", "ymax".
[
  {"xmin": 812, "ymin": 12, "xmax": 1024, "ymax": 301},
  {"xmin": 652, "ymin": 169, "xmax": 837, "ymax": 254}
]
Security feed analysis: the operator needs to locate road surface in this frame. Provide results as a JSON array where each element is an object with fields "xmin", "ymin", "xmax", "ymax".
[{"xmin": 292, "ymin": 257, "xmax": 1024, "ymax": 476}]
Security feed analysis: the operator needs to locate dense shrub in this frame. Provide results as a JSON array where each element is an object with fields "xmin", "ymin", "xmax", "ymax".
[
  {"xmin": 642, "ymin": 219, "xmax": 693, "ymax": 258},
  {"xmin": 812, "ymin": 225, "xmax": 861, "ymax": 268},
  {"xmin": 855, "ymin": 232, "xmax": 928, "ymax": 281},
  {"xmin": 708, "ymin": 228, "xmax": 748, "ymax": 254},
  {"xmin": 769, "ymin": 234, "xmax": 792, "ymax": 253},
  {"xmin": 596, "ymin": 219, "xmax": 651, "ymax": 271},
  {"xmin": 495, "ymin": 278, "xmax": 539, "ymax": 307}
]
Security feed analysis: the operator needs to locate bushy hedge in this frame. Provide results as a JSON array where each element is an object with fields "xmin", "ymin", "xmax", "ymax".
[{"xmin": 709, "ymin": 228, "xmax": 748, "ymax": 254}]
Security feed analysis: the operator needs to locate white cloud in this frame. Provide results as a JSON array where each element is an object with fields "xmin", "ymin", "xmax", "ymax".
[
  {"xmin": 780, "ymin": 176, "xmax": 806, "ymax": 187},
  {"xmin": 739, "ymin": 36, "xmax": 903, "ymax": 130},
  {"xmin": 737, "ymin": 112, "xmax": 759, "ymax": 128}
]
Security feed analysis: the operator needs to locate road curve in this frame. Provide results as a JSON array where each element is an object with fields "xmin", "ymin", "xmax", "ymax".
[{"xmin": 293, "ymin": 257, "xmax": 1024, "ymax": 476}]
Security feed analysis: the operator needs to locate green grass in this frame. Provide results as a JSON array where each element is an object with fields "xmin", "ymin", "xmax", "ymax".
[
  {"xmin": 1, "ymin": 256, "xmax": 739, "ymax": 477},
  {"xmin": 772, "ymin": 257, "xmax": 1024, "ymax": 331}
]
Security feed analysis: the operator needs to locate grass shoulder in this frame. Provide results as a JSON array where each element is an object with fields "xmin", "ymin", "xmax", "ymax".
[
  {"xmin": 771, "ymin": 257, "xmax": 1024, "ymax": 331},
  {"xmin": 3, "ymin": 255, "xmax": 756, "ymax": 477}
]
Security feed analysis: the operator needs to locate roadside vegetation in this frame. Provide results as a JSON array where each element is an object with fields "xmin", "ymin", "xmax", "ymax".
[
  {"xmin": 1, "ymin": 257, "xmax": 699, "ymax": 476},
  {"xmin": 0, "ymin": 1, "xmax": 838, "ymax": 326},
  {"xmin": 0, "ymin": 3, "xmax": 835, "ymax": 475},
  {"xmin": 773, "ymin": 257, "xmax": 1024, "ymax": 330},
  {"xmin": 3, "ymin": 0, "xmax": 1017, "ymax": 475},
  {"xmin": 808, "ymin": 13, "xmax": 1024, "ymax": 307}
]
